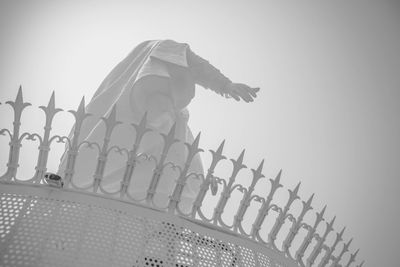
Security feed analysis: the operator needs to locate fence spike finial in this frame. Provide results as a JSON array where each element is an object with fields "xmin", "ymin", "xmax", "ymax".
[
  {"xmin": 346, "ymin": 248, "xmax": 360, "ymax": 267},
  {"xmin": 1, "ymin": 86, "xmax": 31, "ymax": 181},
  {"xmin": 230, "ymin": 149, "xmax": 247, "ymax": 176},
  {"xmin": 339, "ymin": 226, "xmax": 346, "ymax": 238},
  {"xmin": 287, "ymin": 182, "xmax": 301, "ymax": 204},
  {"xmin": 256, "ymin": 159, "xmax": 264, "ymax": 173},
  {"xmin": 237, "ymin": 149, "xmax": 245, "ymax": 164},
  {"xmin": 159, "ymin": 122, "xmax": 179, "ymax": 157},
  {"xmin": 49, "ymin": 91, "xmax": 56, "ymax": 108},
  {"xmin": 40, "ymin": 91, "xmax": 63, "ymax": 121},
  {"xmin": 68, "ymin": 96, "xmax": 91, "ymax": 126},
  {"xmin": 184, "ymin": 131, "xmax": 203, "ymax": 164},
  {"xmin": 109, "ymin": 104, "xmax": 117, "ymax": 121},
  {"xmin": 250, "ymin": 159, "xmax": 265, "ymax": 188},
  {"xmin": 131, "ymin": 112, "xmax": 152, "ymax": 148},
  {"xmin": 216, "ymin": 139, "xmax": 225, "ymax": 155},
  {"xmin": 275, "ymin": 169, "xmax": 282, "ymax": 183},
  {"xmin": 331, "ymin": 238, "xmax": 354, "ymax": 266},
  {"xmin": 192, "ymin": 132, "xmax": 201, "ymax": 149},
  {"xmin": 6, "ymin": 85, "xmax": 32, "ymax": 118},
  {"xmin": 77, "ymin": 96, "xmax": 85, "ymax": 114},
  {"xmin": 293, "ymin": 182, "xmax": 301, "ymax": 195},
  {"xmin": 320, "ymin": 205, "xmax": 327, "ymax": 219},
  {"xmin": 45, "ymin": 91, "xmax": 58, "ymax": 111},
  {"xmin": 344, "ymin": 238, "xmax": 353, "ymax": 251},
  {"xmin": 102, "ymin": 104, "xmax": 121, "ymax": 138},
  {"xmin": 306, "ymin": 193, "xmax": 314, "ymax": 207},
  {"xmin": 16, "ymin": 85, "xmax": 23, "ymax": 104},
  {"xmin": 165, "ymin": 122, "xmax": 177, "ymax": 144},
  {"xmin": 269, "ymin": 169, "xmax": 283, "ymax": 192},
  {"xmin": 328, "ymin": 216, "xmax": 336, "ymax": 230},
  {"xmin": 209, "ymin": 139, "xmax": 226, "ymax": 168}
]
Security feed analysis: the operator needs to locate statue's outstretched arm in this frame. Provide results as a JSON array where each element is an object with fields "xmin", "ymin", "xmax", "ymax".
[{"xmin": 186, "ymin": 48, "xmax": 259, "ymax": 102}]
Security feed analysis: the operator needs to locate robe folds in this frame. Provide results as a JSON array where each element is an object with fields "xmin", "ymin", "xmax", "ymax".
[{"xmin": 58, "ymin": 40, "xmax": 203, "ymax": 209}]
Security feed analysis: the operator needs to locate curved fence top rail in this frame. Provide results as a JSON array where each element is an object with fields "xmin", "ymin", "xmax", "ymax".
[{"xmin": 0, "ymin": 87, "xmax": 364, "ymax": 267}]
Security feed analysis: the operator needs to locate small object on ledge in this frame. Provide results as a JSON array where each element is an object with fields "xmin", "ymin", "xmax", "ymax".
[
  {"xmin": 44, "ymin": 173, "xmax": 64, "ymax": 188},
  {"xmin": 210, "ymin": 176, "xmax": 218, "ymax": 195}
]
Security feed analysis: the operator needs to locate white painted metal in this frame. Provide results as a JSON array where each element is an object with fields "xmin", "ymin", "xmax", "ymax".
[{"xmin": 0, "ymin": 88, "xmax": 364, "ymax": 267}]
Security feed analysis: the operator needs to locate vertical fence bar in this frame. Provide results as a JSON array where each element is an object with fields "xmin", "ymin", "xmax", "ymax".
[
  {"xmin": 191, "ymin": 140, "xmax": 225, "ymax": 218},
  {"xmin": 0, "ymin": 87, "xmax": 31, "ymax": 181},
  {"xmin": 146, "ymin": 124, "xmax": 178, "ymax": 204},
  {"xmin": 329, "ymin": 239, "xmax": 352, "ymax": 267},
  {"xmin": 120, "ymin": 113, "xmax": 151, "ymax": 198},
  {"xmin": 168, "ymin": 132, "xmax": 203, "ymax": 213},
  {"xmin": 250, "ymin": 169, "xmax": 282, "ymax": 240},
  {"xmin": 32, "ymin": 92, "xmax": 62, "ymax": 183},
  {"xmin": 268, "ymin": 182, "xmax": 300, "ymax": 245},
  {"xmin": 93, "ymin": 105, "xmax": 121, "ymax": 192},
  {"xmin": 318, "ymin": 227, "xmax": 345, "ymax": 267},
  {"xmin": 295, "ymin": 205, "xmax": 326, "ymax": 264},
  {"xmin": 213, "ymin": 149, "xmax": 246, "ymax": 225},
  {"xmin": 307, "ymin": 216, "xmax": 335, "ymax": 266},
  {"xmin": 282, "ymin": 194, "xmax": 314, "ymax": 255},
  {"xmin": 344, "ymin": 249, "xmax": 359, "ymax": 267},
  {"xmin": 63, "ymin": 97, "xmax": 91, "ymax": 187},
  {"xmin": 233, "ymin": 160, "xmax": 265, "ymax": 234}
]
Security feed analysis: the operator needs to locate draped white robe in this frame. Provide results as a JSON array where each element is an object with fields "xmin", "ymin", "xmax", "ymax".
[{"xmin": 58, "ymin": 40, "xmax": 205, "ymax": 209}]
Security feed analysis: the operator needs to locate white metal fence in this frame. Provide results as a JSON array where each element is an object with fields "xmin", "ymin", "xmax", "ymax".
[{"xmin": 0, "ymin": 87, "xmax": 364, "ymax": 267}]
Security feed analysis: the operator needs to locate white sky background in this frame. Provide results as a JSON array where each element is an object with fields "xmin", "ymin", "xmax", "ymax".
[{"xmin": 0, "ymin": 0, "xmax": 399, "ymax": 266}]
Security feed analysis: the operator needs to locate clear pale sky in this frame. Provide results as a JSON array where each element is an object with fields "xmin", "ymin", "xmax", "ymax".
[{"xmin": 0, "ymin": 1, "xmax": 399, "ymax": 266}]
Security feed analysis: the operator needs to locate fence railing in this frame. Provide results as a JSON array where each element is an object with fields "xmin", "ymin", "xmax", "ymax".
[{"xmin": 0, "ymin": 87, "xmax": 364, "ymax": 267}]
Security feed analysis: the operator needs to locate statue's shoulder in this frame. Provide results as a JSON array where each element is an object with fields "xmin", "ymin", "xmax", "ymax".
[
  {"xmin": 135, "ymin": 39, "xmax": 189, "ymax": 49},
  {"xmin": 161, "ymin": 39, "xmax": 188, "ymax": 46},
  {"xmin": 135, "ymin": 39, "xmax": 160, "ymax": 48},
  {"xmin": 150, "ymin": 40, "xmax": 190, "ymax": 67}
]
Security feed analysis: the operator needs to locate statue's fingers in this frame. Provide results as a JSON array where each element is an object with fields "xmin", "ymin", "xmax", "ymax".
[
  {"xmin": 248, "ymin": 88, "xmax": 257, "ymax": 98},
  {"xmin": 238, "ymin": 85, "xmax": 256, "ymax": 97},
  {"xmin": 243, "ymin": 93, "xmax": 253, "ymax": 102},
  {"xmin": 236, "ymin": 90, "xmax": 252, "ymax": 102},
  {"xmin": 229, "ymin": 91, "xmax": 241, "ymax": 101},
  {"xmin": 248, "ymin": 87, "xmax": 259, "ymax": 98}
]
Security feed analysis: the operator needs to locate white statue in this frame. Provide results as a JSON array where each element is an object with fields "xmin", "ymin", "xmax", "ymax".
[{"xmin": 58, "ymin": 39, "xmax": 259, "ymax": 208}]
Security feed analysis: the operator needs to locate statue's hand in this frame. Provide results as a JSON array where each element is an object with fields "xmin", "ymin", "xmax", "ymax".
[{"xmin": 226, "ymin": 83, "xmax": 260, "ymax": 103}]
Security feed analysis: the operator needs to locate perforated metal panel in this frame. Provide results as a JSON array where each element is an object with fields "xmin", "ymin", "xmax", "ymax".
[{"xmin": 0, "ymin": 186, "xmax": 290, "ymax": 267}]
